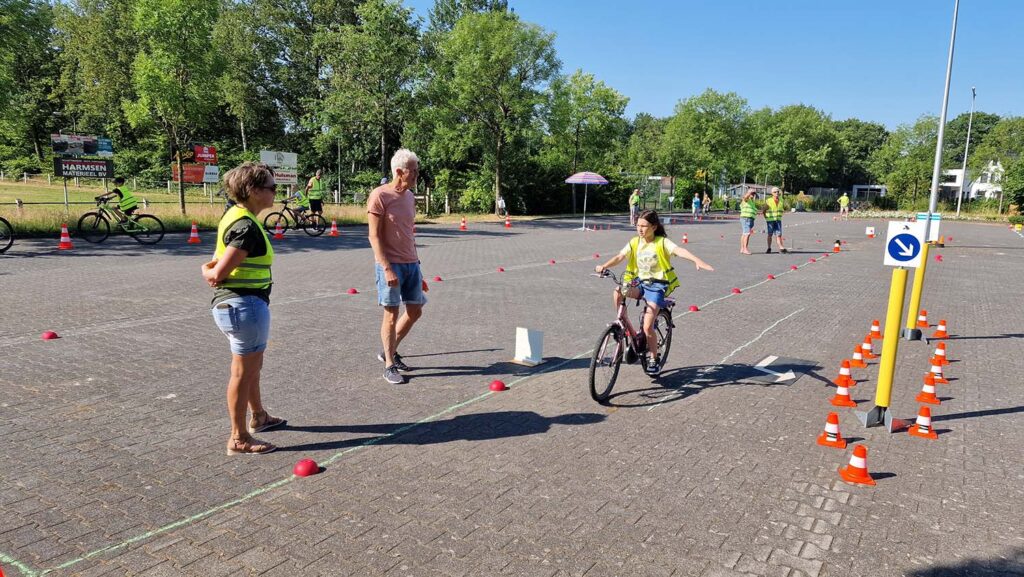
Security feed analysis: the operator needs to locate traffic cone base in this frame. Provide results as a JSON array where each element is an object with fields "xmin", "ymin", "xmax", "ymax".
[
  {"xmin": 869, "ymin": 320, "xmax": 883, "ymax": 341},
  {"xmin": 861, "ymin": 338, "xmax": 877, "ymax": 359},
  {"xmin": 916, "ymin": 309, "xmax": 929, "ymax": 329},
  {"xmin": 850, "ymin": 346, "xmax": 867, "ymax": 369},
  {"xmin": 930, "ymin": 364, "xmax": 949, "ymax": 385},
  {"xmin": 505, "ymin": 215, "xmax": 511, "ymax": 229},
  {"xmin": 838, "ymin": 445, "xmax": 876, "ymax": 486},
  {"xmin": 187, "ymin": 222, "xmax": 201, "ymax": 244},
  {"xmin": 328, "ymin": 220, "xmax": 340, "ymax": 237},
  {"xmin": 272, "ymin": 222, "xmax": 285, "ymax": 240},
  {"xmin": 835, "ymin": 360, "xmax": 854, "ymax": 387},
  {"xmin": 459, "ymin": 216, "xmax": 468, "ymax": 231},
  {"xmin": 932, "ymin": 320, "xmax": 948, "ymax": 339},
  {"xmin": 816, "ymin": 412, "xmax": 847, "ymax": 449},
  {"xmin": 933, "ymin": 343, "xmax": 949, "ymax": 365},
  {"xmin": 908, "ymin": 406, "xmax": 939, "ymax": 440}
]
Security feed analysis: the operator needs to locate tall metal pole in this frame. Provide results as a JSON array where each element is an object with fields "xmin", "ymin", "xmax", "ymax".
[
  {"xmin": 904, "ymin": 0, "xmax": 959, "ymax": 341},
  {"xmin": 955, "ymin": 86, "xmax": 976, "ymax": 218}
]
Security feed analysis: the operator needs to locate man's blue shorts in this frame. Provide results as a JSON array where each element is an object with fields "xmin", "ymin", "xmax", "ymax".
[
  {"xmin": 741, "ymin": 218, "xmax": 755, "ymax": 234},
  {"xmin": 375, "ymin": 262, "xmax": 427, "ymax": 307},
  {"xmin": 766, "ymin": 220, "xmax": 782, "ymax": 236}
]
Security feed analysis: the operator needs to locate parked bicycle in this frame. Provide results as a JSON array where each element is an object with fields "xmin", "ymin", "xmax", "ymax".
[
  {"xmin": 0, "ymin": 215, "xmax": 13, "ymax": 253},
  {"xmin": 588, "ymin": 270, "xmax": 674, "ymax": 404},
  {"xmin": 77, "ymin": 197, "xmax": 165, "ymax": 244},
  {"xmin": 262, "ymin": 197, "xmax": 328, "ymax": 237}
]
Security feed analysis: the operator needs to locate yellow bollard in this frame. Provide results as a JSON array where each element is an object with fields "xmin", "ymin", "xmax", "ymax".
[
  {"xmin": 903, "ymin": 242, "xmax": 931, "ymax": 340},
  {"xmin": 857, "ymin": 267, "xmax": 909, "ymax": 430}
]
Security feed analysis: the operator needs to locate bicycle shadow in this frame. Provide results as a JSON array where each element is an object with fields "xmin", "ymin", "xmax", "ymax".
[
  {"xmin": 277, "ymin": 410, "xmax": 606, "ymax": 453},
  {"xmin": 599, "ymin": 360, "xmax": 822, "ymax": 408},
  {"xmin": 411, "ymin": 356, "xmax": 589, "ymax": 380}
]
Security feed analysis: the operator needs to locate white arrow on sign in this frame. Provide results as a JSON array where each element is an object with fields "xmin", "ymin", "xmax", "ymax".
[
  {"xmin": 893, "ymin": 237, "xmax": 915, "ymax": 257},
  {"xmin": 754, "ymin": 355, "xmax": 797, "ymax": 382}
]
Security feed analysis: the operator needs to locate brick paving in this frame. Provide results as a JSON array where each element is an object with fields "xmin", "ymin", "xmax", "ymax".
[{"xmin": 1, "ymin": 213, "xmax": 1022, "ymax": 576}]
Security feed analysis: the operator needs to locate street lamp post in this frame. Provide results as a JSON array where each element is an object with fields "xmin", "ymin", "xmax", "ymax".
[{"xmin": 955, "ymin": 86, "xmax": 976, "ymax": 218}]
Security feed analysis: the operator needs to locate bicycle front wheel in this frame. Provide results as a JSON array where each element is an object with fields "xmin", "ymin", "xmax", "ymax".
[
  {"xmin": 263, "ymin": 212, "xmax": 290, "ymax": 234},
  {"xmin": 589, "ymin": 324, "xmax": 624, "ymax": 404},
  {"xmin": 302, "ymin": 214, "xmax": 327, "ymax": 236},
  {"xmin": 655, "ymin": 309, "xmax": 673, "ymax": 367},
  {"xmin": 129, "ymin": 214, "xmax": 165, "ymax": 244},
  {"xmin": 0, "ymin": 216, "xmax": 13, "ymax": 253},
  {"xmin": 77, "ymin": 212, "xmax": 110, "ymax": 243}
]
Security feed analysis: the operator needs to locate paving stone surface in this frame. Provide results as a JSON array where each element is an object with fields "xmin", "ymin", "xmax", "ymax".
[{"xmin": 1, "ymin": 213, "xmax": 1022, "ymax": 576}]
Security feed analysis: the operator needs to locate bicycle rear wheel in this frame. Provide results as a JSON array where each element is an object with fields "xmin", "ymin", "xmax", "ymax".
[
  {"xmin": 589, "ymin": 324, "xmax": 624, "ymax": 404},
  {"xmin": 0, "ymin": 216, "xmax": 13, "ymax": 253},
  {"xmin": 655, "ymin": 309, "xmax": 673, "ymax": 366},
  {"xmin": 129, "ymin": 214, "xmax": 165, "ymax": 244},
  {"xmin": 77, "ymin": 212, "xmax": 110, "ymax": 243},
  {"xmin": 263, "ymin": 212, "xmax": 290, "ymax": 234},
  {"xmin": 302, "ymin": 214, "xmax": 327, "ymax": 236}
]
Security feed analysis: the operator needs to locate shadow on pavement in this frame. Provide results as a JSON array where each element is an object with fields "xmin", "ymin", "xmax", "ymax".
[
  {"xmin": 945, "ymin": 333, "xmax": 1024, "ymax": 341},
  {"xmin": 599, "ymin": 360, "xmax": 822, "ymax": 408},
  {"xmin": 412, "ymin": 356, "xmax": 589, "ymax": 380},
  {"xmin": 931, "ymin": 405, "xmax": 1024, "ymax": 422},
  {"xmin": 905, "ymin": 547, "xmax": 1024, "ymax": 577},
  {"xmin": 278, "ymin": 410, "xmax": 605, "ymax": 452}
]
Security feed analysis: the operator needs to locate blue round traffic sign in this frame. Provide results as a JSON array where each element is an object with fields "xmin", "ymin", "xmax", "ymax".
[{"xmin": 887, "ymin": 233, "xmax": 921, "ymax": 262}]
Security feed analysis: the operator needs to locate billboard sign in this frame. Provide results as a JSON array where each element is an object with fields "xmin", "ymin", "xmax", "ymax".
[
  {"xmin": 96, "ymin": 138, "xmax": 114, "ymax": 157},
  {"xmin": 54, "ymin": 158, "xmax": 114, "ymax": 178},
  {"xmin": 193, "ymin": 145, "xmax": 217, "ymax": 164},
  {"xmin": 51, "ymin": 134, "xmax": 100, "ymax": 157},
  {"xmin": 273, "ymin": 167, "xmax": 298, "ymax": 185},
  {"xmin": 260, "ymin": 150, "xmax": 298, "ymax": 168},
  {"xmin": 171, "ymin": 163, "xmax": 220, "ymax": 184}
]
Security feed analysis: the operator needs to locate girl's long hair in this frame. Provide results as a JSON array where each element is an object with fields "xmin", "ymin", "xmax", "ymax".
[{"xmin": 637, "ymin": 209, "xmax": 667, "ymax": 238}]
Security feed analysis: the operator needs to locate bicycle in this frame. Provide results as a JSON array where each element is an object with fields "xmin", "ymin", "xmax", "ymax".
[
  {"xmin": 77, "ymin": 197, "xmax": 165, "ymax": 244},
  {"xmin": 588, "ymin": 270, "xmax": 675, "ymax": 404},
  {"xmin": 0, "ymin": 215, "xmax": 13, "ymax": 253},
  {"xmin": 262, "ymin": 198, "xmax": 328, "ymax": 237}
]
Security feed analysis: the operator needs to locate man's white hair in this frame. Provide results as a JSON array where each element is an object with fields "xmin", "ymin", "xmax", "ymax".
[{"xmin": 390, "ymin": 148, "xmax": 419, "ymax": 173}]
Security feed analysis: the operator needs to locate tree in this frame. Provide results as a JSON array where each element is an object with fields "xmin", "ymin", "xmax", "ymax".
[
  {"xmin": 868, "ymin": 115, "xmax": 937, "ymax": 206},
  {"xmin": 317, "ymin": 0, "xmax": 420, "ymax": 177},
  {"xmin": 756, "ymin": 105, "xmax": 838, "ymax": 192},
  {"xmin": 832, "ymin": 118, "xmax": 888, "ymax": 189},
  {"xmin": 125, "ymin": 0, "xmax": 222, "ymax": 214},
  {"xmin": 970, "ymin": 116, "xmax": 1024, "ymax": 171},
  {"xmin": 661, "ymin": 89, "xmax": 748, "ymax": 196},
  {"xmin": 431, "ymin": 11, "xmax": 559, "ymax": 212},
  {"xmin": 1002, "ymin": 158, "xmax": 1024, "ymax": 212},
  {"xmin": 541, "ymin": 69, "xmax": 628, "ymax": 174},
  {"xmin": 943, "ymin": 111, "xmax": 1000, "ymax": 166}
]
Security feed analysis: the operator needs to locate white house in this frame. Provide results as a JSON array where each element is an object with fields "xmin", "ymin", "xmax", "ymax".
[{"xmin": 968, "ymin": 160, "xmax": 1004, "ymax": 200}]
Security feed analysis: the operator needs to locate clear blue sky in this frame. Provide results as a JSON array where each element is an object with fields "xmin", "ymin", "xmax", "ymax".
[{"xmin": 403, "ymin": 0, "xmax": 1022, "ymax": 129}]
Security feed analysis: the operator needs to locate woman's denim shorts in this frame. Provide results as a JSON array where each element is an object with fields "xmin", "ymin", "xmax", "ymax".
[
  {"xmin": 741, "ymin": 218, "xmax": 755, "ymax": 234},
  {"xmin": 212, "ymin": 295, "xmax": 271, "ymax": 355}
]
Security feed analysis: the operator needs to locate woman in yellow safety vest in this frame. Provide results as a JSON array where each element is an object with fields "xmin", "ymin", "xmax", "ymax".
[
  {"xmin": 595, "ymin": 210, "xmax": 714, "ymax": 376},
  {"xmin": 762, "ymin": 187, "xmax": 788, "ymax": 253},
  {"xmin": 202, "ymin": 162, "xmax": 286, "ymax": 455},
  {"xmin": 739, "ymin": 188, "xmax": 758, "ymax": 255}
]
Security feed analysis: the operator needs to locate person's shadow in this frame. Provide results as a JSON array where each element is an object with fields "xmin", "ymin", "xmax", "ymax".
[{"xmin": 278, "ymin": 411, "xmax": 605, "ymax": 452}]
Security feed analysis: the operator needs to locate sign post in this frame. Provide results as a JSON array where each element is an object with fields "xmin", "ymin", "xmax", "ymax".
[{"xmin": 857, "ymin": 221, "xmax": 926, "ymax": 431}]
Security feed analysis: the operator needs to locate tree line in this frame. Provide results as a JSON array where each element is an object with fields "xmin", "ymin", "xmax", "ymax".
[{"xmin": 2, "ymin": 0, "xmax": 1021, "ymax": 214}]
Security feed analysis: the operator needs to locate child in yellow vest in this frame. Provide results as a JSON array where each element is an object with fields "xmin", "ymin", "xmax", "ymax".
[{"xmin": 595, "ymin": 210, "xmax": 714, "ymax": 375}]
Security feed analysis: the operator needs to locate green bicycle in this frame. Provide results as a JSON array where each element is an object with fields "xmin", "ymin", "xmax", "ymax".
[{"xmin": 77, "ymin": 197, "xmax": 165, "ymax": 244}]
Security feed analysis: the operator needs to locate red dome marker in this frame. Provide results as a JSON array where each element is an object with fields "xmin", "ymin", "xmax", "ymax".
[
  {"xmin": 593, "ymin": 253, "xmax": 600, "ymax": 259},
  {"xmin": 489, "ymin": 380, "xmax": 507, "ymax": 392},
  {"xmin": 347, "ymin": 288, "xmax": 358, "ymax": 295},
  {"xmin": 433, "ymin": 275, "xmax": 443, "ymax": 282},
  {"xmin": 41, "ymin": 331, "xmax": 60, "ymax": 340},
  {"xmin": 688, "ymin": 305, "xmax": 699, "ymax": 312},
  {"xmin": 497, "ymin": 267, "xmax": 505, "ymax": 272},
  {"xmin": 731, "ymin": 287, "xmax": 742, "ymax": 294},
  {"xmin": 809, "ymin": 258, "xmax": 817, "ymax": 263},
  {"xmin": 790, "ymin": 265, "xmax": 798, "ymax": 270},
  {"xmin": 293, "ymin": 459, "xmax": 319, "ymax": 477},
  {"xmin": 767, "ymin": 274, "xmax": 775, "ymax": 280},
  {"xmin": 549, "ymin": 259, "xmax": 556, "ymax": 265}
]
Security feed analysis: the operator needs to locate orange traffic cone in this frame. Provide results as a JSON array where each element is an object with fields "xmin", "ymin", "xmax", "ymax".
[
  {"xmin": 187, "ymin": 221, "xmax": 201, "ymax": 244},
  {"xmin": 916, "ymin": 309, "xmax": 929, "ymax": 328},
  {"xmin": 930, "ymin": 342, "xmax": 949, "ymax": 366},
  {"xmin": 328, "ymin": 220, "xmax": 339, "ymax": 237},
  {"xmin": 505, "ymin": 215, "xmax": 511, "ymax": 229},
  {"xmin": 932, "ymin": 320, "xmax": 948, "ymax": 339},
  {"xmin": 833, "ymin": 240, "xmax": 841, "ymax": 253},
  {"xmin": 830, "ymin": 383, "xmax": 857, "ymax": 408},
  {"xmin": 459, "ymin": 216, "xmax": 468, "ymax": 231},
  {"xmin": 850, "ymin": 345, "xmax": 868, "ymax": 369},
  {"xmin": 908, "ymin": 406, "xmax": 939, "ymax": 439},
  {"xmin": 817, "ymin": 412, "xmax": 847, "ymax": 449},
  {"xmin": 272, "ymin": 221, "xmax": 285, "ymax": 240},
  {"xmin": 861, "ymin": 337, "xmax": 877, "ymax": 359},
  {"xmin": 682, "ymin": 233, "xmax": 688, "ymax": 244},
  {"xmin": 916, "ymin": 373, "xmax": 941, "ymax": 404},
  {"xmin": 839, "ymin": 445, "xmax": 876, "ymax": 486},
  {"xmin": 929, "ymin": 362, "xmax": 949, "ymax": 385},
  {"xmin": 834, "ymin": 359, "xmax": 855, "ymax": 387},
  {"xmin": 869, "ymin": 320, "xmax": 883, "ymax": 341},
  {"xmin": 57, "ymin": 223, "xmax": 74, "ymax": 250}
]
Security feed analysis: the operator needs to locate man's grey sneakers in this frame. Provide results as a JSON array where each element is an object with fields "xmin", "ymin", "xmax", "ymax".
[
  {"xmin": 377, "ymin": 351, "xmax": 410, "ymax": 371},
  {"xmin": 383, "ymin": 365, "xmax": 405, "ymax": 384}
]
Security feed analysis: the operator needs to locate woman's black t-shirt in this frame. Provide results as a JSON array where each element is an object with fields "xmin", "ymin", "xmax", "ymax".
[{"xmin": 211, "ymin": 217, "xmax": 272, "ymax": 306}]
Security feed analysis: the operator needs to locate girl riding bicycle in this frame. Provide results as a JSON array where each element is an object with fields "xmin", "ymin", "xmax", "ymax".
[{"xmin": 595, "ymin": 209, "xmax": 714, "ymax": 375}]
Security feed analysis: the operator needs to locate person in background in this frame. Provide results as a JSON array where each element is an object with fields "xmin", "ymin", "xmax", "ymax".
[
  {"xmin": 762, "ymin": 186, "xmax": 789, "ymax": 254},
  {"xmin": 629, "ymin": 188, "xmax": 640, "ymax": 225},
  {"xmin": 96, "ymin": 177, "xmax": 138, "ymax": 222},
  {"xmin": 838, "ymin": 192, "xmax": 850, "ymax": 220},
  {"xmin": 304, "ymin": 169, "xmax": 325, "ymax": 217},
  {"xmin": 739, "ymin": 188, "xmax": 758, "ymax": 255}
]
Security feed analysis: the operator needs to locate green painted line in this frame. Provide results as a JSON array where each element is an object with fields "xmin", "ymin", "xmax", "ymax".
[{"xmin": 0, "ymin": 551, "xmax": 38, "ymax": 577}]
